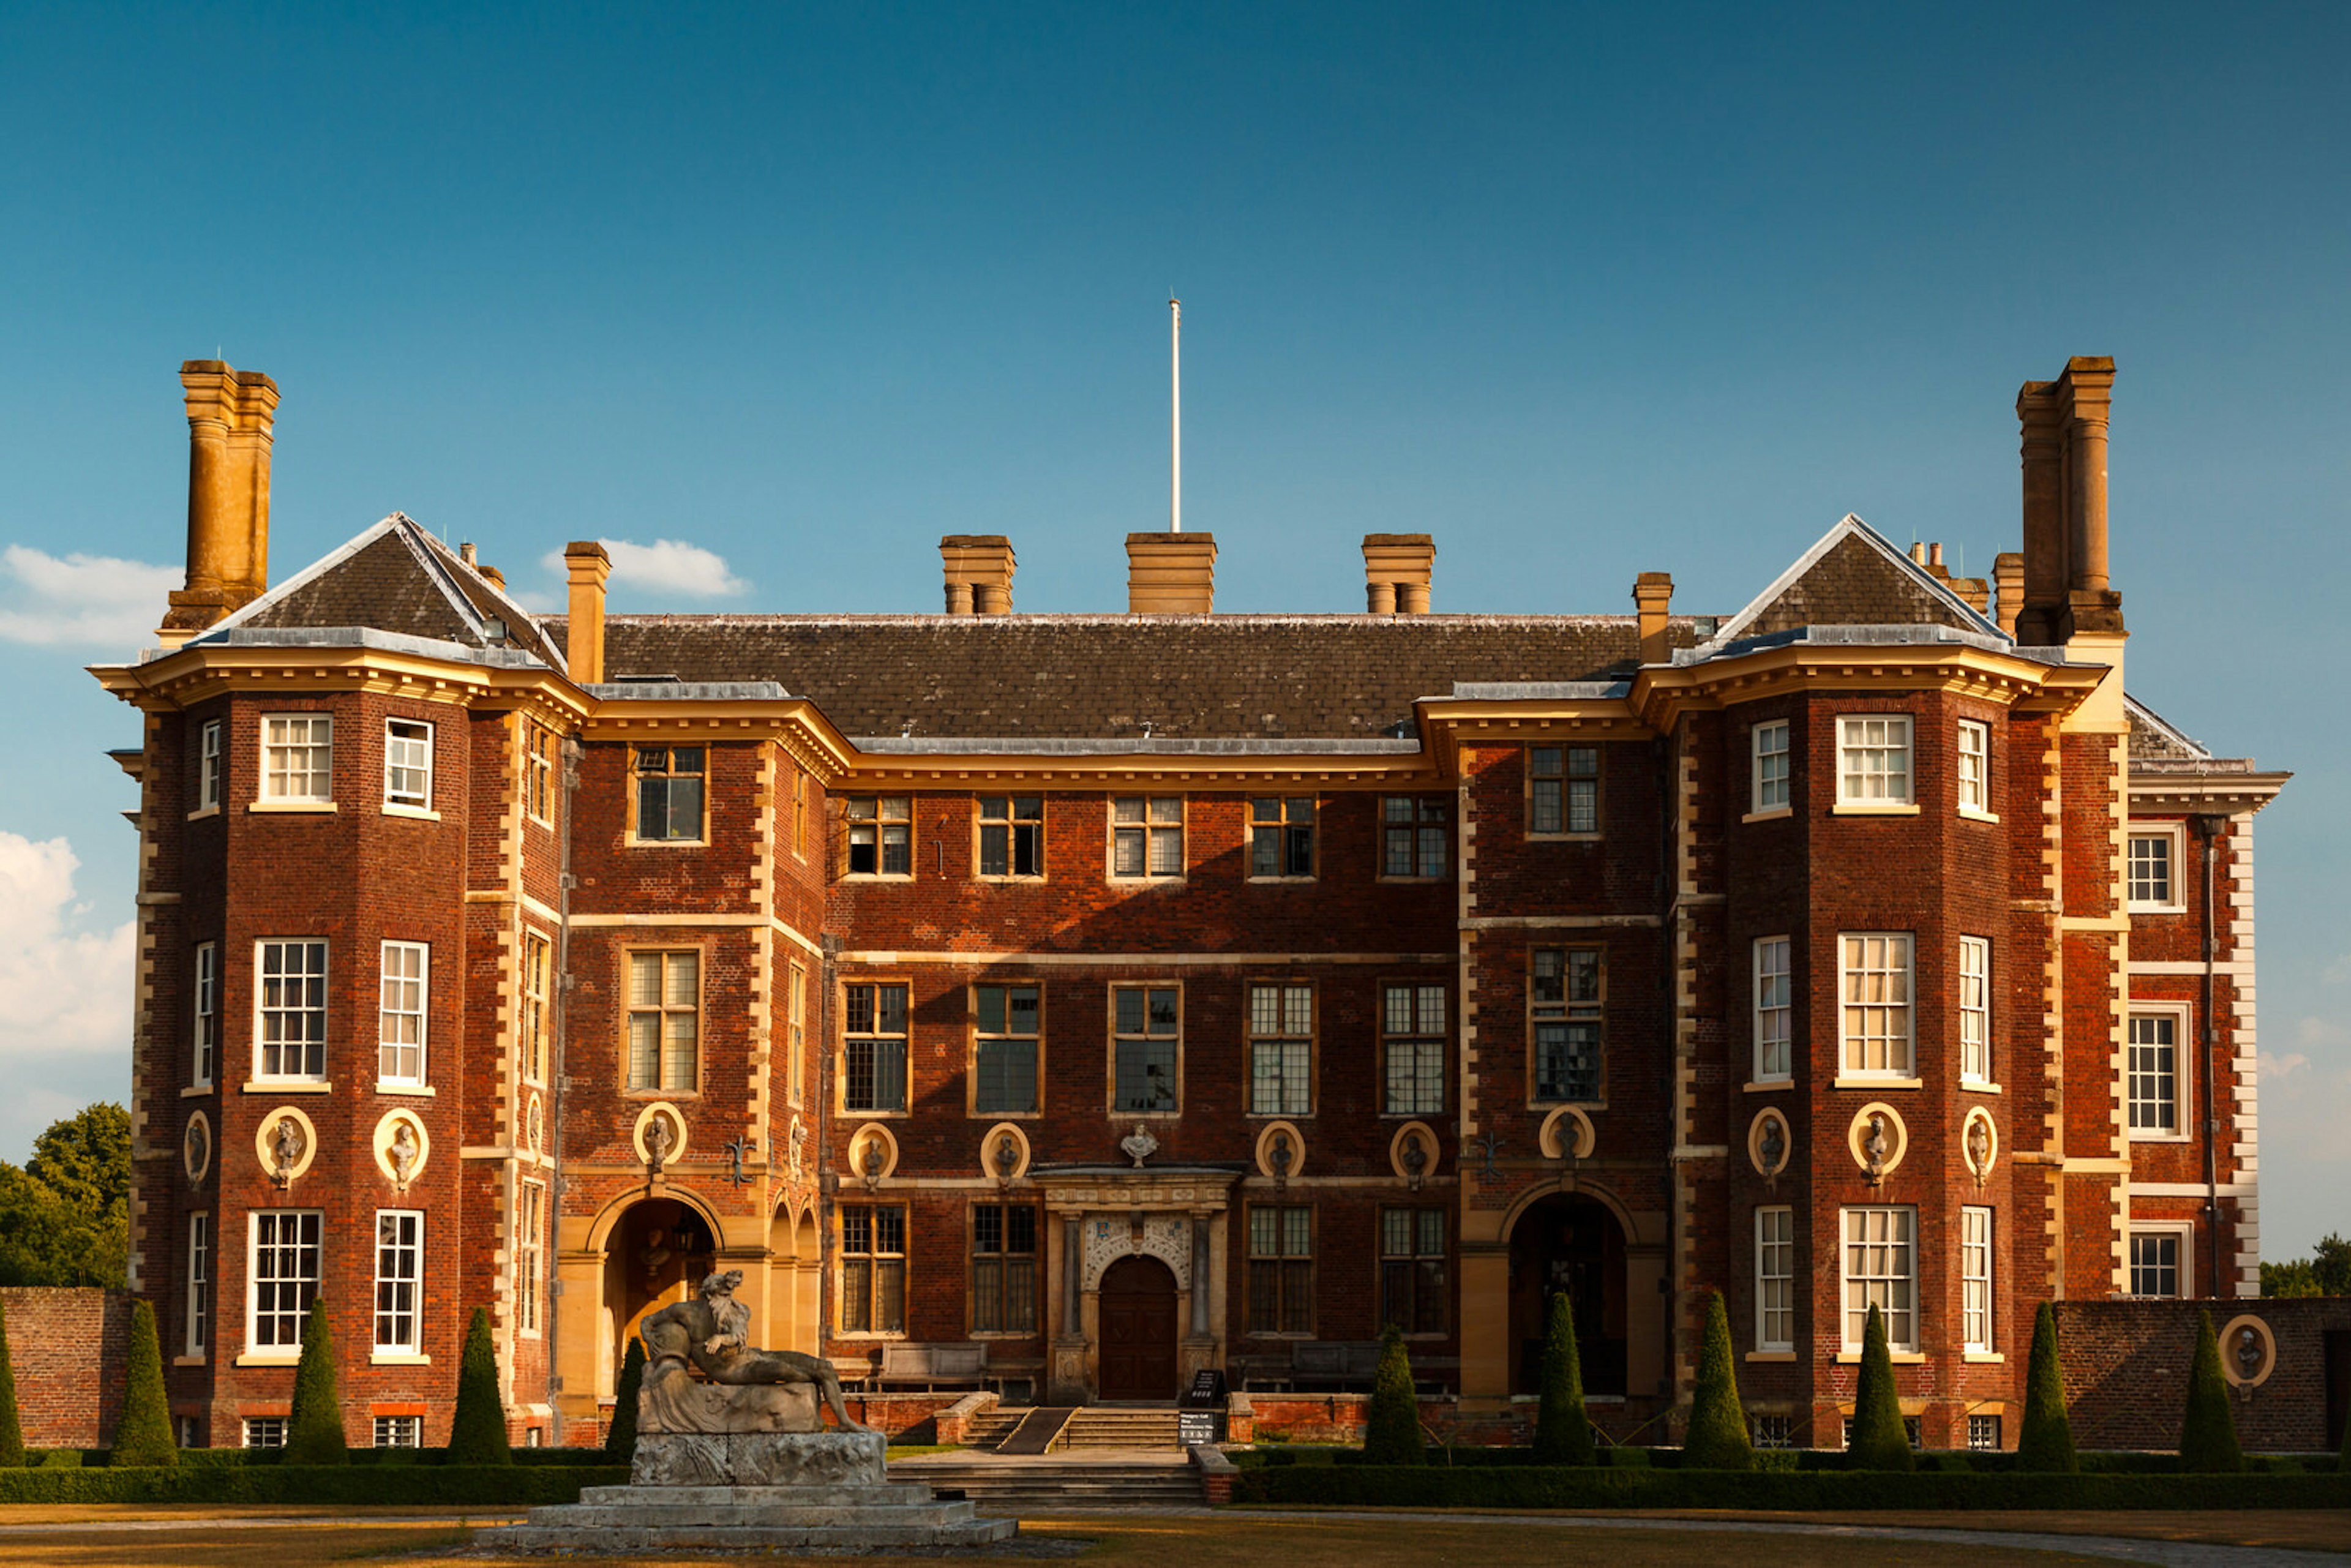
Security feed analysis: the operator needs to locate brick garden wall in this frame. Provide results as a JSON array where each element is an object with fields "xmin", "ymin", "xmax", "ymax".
[
  {"xmin": 1, "ymin": 1288, "xmax": 132, "ymax": 1448},
  {"xmin": 2057, "ymin": 1297, "xmax": 2351, "ymax": 1451}
]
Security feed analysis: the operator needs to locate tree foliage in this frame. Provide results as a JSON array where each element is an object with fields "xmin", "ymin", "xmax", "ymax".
[
  {"xmin": 1362, "ymin": 1324, "xmax": 1424, "ymax": 1465},
  {"xmin": 0, "ymin": 1104, "xmax": 130, "ymax": 1288},
  {"xmin": 1684, "ymin": 1289, "xmax": 1752, "ymax": 1469},
  {"xmin": 447, "ymin": 1308, "xmax": 512, "ymax": 1466},
  {"xmin": 2260, "ymin": 1233, "xmax": 2351, "ymax": 1299},
  {"xmin": 2179, "ymin": 1310, "xmax": 2243, "ymax": 1473},
  {"xmin": 111, "ymin": 1300, "xmax": 177, "ymax": 1467},
  {"xmin": 1532, "ymin": 1290, "xmax": 1595, "ymax": 1465},
  {"xmin": 0, "ymin": 1295, "xmax": 24, "ymax": 1467},
  {"xmin": 605, "ymin": 1336, "xmax": 645, "ymax": 1461},
  {"xmin": 1845, "ymin": 1303, "xmax": 1913, "ymax": 1471},
  {"xmin": 2015, "ymin": 1300, "xmax": 2077, "ymax": 1472},
  {"xmin": 283, "ymin": 1301, "xmax": 347, "ymax": 1465}
]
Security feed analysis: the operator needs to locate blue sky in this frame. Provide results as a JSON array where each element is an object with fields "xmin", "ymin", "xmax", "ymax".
[{"xmin": 1, "ymin": 4, "xmax": 2344, "ymax": 1255}]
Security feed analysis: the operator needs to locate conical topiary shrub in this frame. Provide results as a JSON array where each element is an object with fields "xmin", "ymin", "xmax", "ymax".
[
  {"xmin": 2179, "ymin": 1310, "xmax": 2243, "ymax": 1473},
  {"xmin": 2015, "ymin": 1301, "xmax": 2077, "ymax": 1472},
  {"xmin": 1362, "ymin": 1323, "xmax": 1425, "ymax": 1465},
  {"xmin": 283, "ymin": 1300, "xmax": 347, "ymax": 1464},
  {"xmin": 605, "ymin": 1335, "xmax": 646, "ymax": 1461},
  {"xmin": 1684, "ymin": 1289, "xmax": 1752, "ymax": 1469},
  {"xmin": 110, "ymin": 1299, "xmax": 178, "ymax": 1467},
  {"xmin": 0, "ymin": 1295, "xmax": 24, "ymax": 1467},
  {"xmin": 1532, "ymin": 1289, "xmax": 1595, "ymax": 1465},
  {"xmin": 1845, "ymin": 1302, "xmax": 1913, "ymax": 1471},
  {"xmin": 446, "ymin": 1307, "xmax": 512, "ymax": 1465}
]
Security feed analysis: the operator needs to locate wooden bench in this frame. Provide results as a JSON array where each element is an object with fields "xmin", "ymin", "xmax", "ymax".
[
  {"xmin": 874, "ymin": 1341, "xmax": 989, "ymax": 1391},
  {"xmin": 1288, "ymin": 1341, "xmax": 1384, "ymax": 1392}
]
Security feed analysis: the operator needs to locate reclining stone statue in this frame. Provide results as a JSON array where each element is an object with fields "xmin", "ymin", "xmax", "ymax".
[{"xmin": 636, "ymin": 1269, "xmax": 870, "ymax": 1434}]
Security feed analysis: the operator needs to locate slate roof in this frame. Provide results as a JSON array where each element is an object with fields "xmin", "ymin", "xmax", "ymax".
[
  {"xmin": 198, "ymin": 514, "xmax": 562, "ymax": 669},
  {"xmin": 2126, "ymin": 696, "xmax": 2213, "ymax": 762},
  {"xmin": 1704, "ymin": 514, "xmax": 2003, "ymax": 649},
  {"xmin": 554, "ymin": 614, "xmax": 1702, "ymax": 741}
]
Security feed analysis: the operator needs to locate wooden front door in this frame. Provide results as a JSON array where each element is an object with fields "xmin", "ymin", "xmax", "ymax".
[{"xmin": 1097, "ymin": 1255, "xmax": 1179, "ymax": 1401}]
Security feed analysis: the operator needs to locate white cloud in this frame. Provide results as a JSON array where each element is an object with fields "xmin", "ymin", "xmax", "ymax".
[
  {"xmin": 0, "ymin": 832, "xmax": 133, "ymax": 1065},
  {"xmin": 0, "ymin": 544, "xmax": 179, "ymax": 648},
  {"xmin": 2294, "ymin": 1015, "xmax": 2350, "ymax": 1050},
  {"xmin": 2259, "ymin": 1051, "xmax": 2310, "ymax": 1078},
  {"xmin": 539, "ymin": 538, "xmax": 748, "ymax": 599}
]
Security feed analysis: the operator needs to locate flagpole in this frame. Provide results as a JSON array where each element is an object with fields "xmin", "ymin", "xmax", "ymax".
[{"xmin": 1170, "ymin": 296, "xmax": 1182, "ymax": 533}]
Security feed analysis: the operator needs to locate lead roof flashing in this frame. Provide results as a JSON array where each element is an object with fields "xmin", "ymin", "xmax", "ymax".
[
  {"xmin": 1444, "ymin": 680, "xmax": 1632, "ymax": 700},
  {"xmin": 1674, "ymin": 623, "xmax": 2058, "ymax": 666},
  {"xmin": 156, "ymin": 625, "xmax": 551, "ymax": 668},
  {"xmin": 587, "ymin": 680, "xmax": 791, "ymax": 702},
  {"xmin": 850, "ymin": 735, "xmax": 1423, "ymax": 756}
]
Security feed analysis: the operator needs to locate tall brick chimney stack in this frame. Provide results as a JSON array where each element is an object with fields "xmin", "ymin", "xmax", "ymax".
[
  {"xmin": 564, "ymin": 541, "xmax": 612, "ymax": 684},
  {"xmin": 1126, "ymin": 533, "xmax": 1216, "ymax": 613},
  {"xmin": 1991, "ymin": 552, "xmax": 2025, "ymax": 639},
  {"xmin": 159, "ymin": 360, "xmax": 279, "ymax": 647},
  {"xmin": 2014, "ymin": 356, "xmax": 2121, "ymax": 643},
  {"xmin": 1633, "ymin": 572, "xmax": 1673, "ymax": 664},
  {"xmin": 940, "ymin": 536, "xmax": 1016, "ymax": 613},
  {"xmin": 1362, "ymin": 534, "xmax": 1434, "ymax": 613}
]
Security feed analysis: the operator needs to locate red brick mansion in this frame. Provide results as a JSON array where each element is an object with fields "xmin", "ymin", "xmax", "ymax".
[{"xmin": 93, "ymin": 354, "xmax": 2290, "ymax": 1452}]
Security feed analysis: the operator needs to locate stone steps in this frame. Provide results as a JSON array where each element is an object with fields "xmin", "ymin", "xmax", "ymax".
[
  {"xmin": 891, "ymin": 1460, "xmax": 1202, "ymax": 1511},
  {"xmin": 1063, "ymin": 1409, "xmax": 1182, "ymax": 1448},
  {"xmin": 480, "ymin": 1520, "xmax": 1019, "ymax": 1550},
  {"xmin": 479, "ymin": 1482, "xmax": 1015, "ymax": 1551}
]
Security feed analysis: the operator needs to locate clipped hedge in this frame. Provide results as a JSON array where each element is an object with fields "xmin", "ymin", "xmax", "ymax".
[
  {"xmin": 1234, "ymin": 1445, "xmax": 2341, "ymax": 1477},
  {"xmin": 1228, "ymin": 1463, "xmax": 2351, "ymax": 1512},
  {"xmin": 0, "ymin": 1462, "xmax": 626, "ymax": 1505},
  {"xmin": 11, "ymin": 1444, "xmax": 616, "ymax": 1471}
]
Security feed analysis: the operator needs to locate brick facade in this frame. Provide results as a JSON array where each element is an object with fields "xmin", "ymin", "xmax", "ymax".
[{"xmin": 86, "ymin": 357, "xmax": 2298, "ymax": 1451}]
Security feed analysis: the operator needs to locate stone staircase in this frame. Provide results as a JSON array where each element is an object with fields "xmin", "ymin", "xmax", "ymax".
[
  {"xmin": 478, "ymin": 1482, "xmax": 1016, "ymax": 1551},
  {"xmin": 962, "ymin": 1408, "xmax": 1025, "ymax": 1449},
  {"xmin": 891, "ymin": 1455, "xmax": 1204, "ymax": 1513},
  {"xmin": 1062, "ymin": 1407, "xmax": 1183, "ymax": 1449}
]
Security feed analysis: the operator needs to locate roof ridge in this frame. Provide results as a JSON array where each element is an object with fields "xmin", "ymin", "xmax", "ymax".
[
  {"xmin": 1704, "ymin": 513, "xmax": 2006, "ymax": 649},
  {"xmin": 197, "ymin": 514, "xmax": 405, "ymax": 640}
]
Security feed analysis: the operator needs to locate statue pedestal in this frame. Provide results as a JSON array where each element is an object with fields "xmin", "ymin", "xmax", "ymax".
[
  {"xmin": 631, "ymin": 1429, "xmax": 885, "ymax": 1488},
  {"xmin": 474, "ymin": 1431, "xmax": 1016, "ymax": 1553}
]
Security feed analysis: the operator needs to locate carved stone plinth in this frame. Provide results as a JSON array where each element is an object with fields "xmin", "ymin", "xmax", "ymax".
[
  {"xmin": 477, "ymin": 1433, "xmax": 1013, "ymax": 1553},
  {"xmin": 631, "ymin": 1429, "xmax": 886, "ymax": 1488}
]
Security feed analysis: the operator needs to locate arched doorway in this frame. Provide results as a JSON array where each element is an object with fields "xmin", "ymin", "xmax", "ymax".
[
  {"xmin": 602, "ymin": 1196, "xmax": 720, "ymax": 1389},
  {"xmin": 1509, "ymin": 1192, "xmax": 1628, "ymax": 1395},
  {"xmin": 1097, "ymin": 1255, "xmax": 1179, "ymax": 1401}
]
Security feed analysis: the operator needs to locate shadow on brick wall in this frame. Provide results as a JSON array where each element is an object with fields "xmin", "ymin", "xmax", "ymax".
[{"xmin": 2057, "ymin": 1297, "xmax": 2351, "ymax": 1452}]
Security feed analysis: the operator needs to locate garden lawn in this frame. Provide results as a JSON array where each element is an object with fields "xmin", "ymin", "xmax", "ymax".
[{"xmin": 0, "ymin": 1509, "xmax": 2304, "ymax": 1567}]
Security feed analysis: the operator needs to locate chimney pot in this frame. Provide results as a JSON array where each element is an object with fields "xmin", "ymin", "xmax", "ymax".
[
  {"xmin": 460, "ymin": 542, "xmax": 478, "ymax": 568},
  {"xmin": 563, "ymin": 540, "xmax": 612, "ymax": 685},
  {"xmin": 160, "ymin": 359, "xmax": 279, "ymax": 647},
  {"xmin": 1126, "ymin": 532, "xmax": 1216, "ymax": 614},
  {"xmin": 1632, "ymin": 571, "xmax": 1674, "ymax": 665},
  {"xmin": 1362, "ymin": 534, "xmax": 1434, "ymax": 614},
  {"xmin": 1927, "ymin": 542, "xmax": 1944, "ymax": 569},
  {"xmin": 939, "ymin": 535, "xmax": 1016, "ymax": 615}
]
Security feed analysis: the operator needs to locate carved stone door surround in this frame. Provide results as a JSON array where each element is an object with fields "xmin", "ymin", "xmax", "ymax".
[{"xmin": 1035, "ymin": 1165, "xmax": 1239, "ymax": 1405}]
